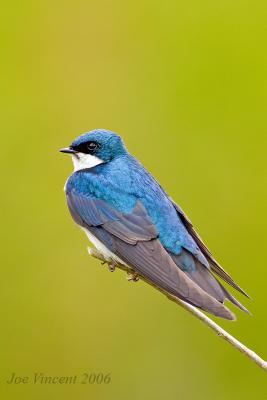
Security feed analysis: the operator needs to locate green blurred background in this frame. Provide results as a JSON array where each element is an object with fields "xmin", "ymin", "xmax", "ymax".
[{"xmin": 1, "ymin": 1, "xmax": 267, "ymax": 399}]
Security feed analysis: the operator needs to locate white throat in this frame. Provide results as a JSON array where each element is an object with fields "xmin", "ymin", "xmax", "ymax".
[{"xmin": 72, "ymin": 153, "xmax": 104, "ymax": 171}]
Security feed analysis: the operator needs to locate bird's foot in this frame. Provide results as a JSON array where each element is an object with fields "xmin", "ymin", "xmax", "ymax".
[
  {"xmin": 101, "ymin": 260, "xmax": 117, "ymax": 272},
  {"xmin": 127, "ymin": 272, "xmax": 139, "ymax": 282}
]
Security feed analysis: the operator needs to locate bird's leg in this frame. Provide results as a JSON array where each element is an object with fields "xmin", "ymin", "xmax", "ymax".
[
  {"xmin": 101, "ymin": 259, "xmax": 117, "ymax": 272},
  {"xmin": 127, "ymin": 271, "xmax": 139, "ymax": 282},
  {"xmin": 88, "ymin": 247, "xmax": 118, "ymax": 272},
  {"xmin": 107, "ymin": 261, "xmax": 117, "ymax": 272}
]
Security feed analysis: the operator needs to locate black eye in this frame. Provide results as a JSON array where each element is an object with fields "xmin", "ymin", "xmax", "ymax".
[
  {"xmin": 86, "ymin": 141, "xmax": 99, "ymax": 152},
  {"xmin": 72, "ymin": 140, "xmax": 100, "ymax": 154}
]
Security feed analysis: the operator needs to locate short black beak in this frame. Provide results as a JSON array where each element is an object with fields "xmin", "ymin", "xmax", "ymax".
[{"xmin": 60, "ymin": 147, "xmax": 76, "ymax": 154}]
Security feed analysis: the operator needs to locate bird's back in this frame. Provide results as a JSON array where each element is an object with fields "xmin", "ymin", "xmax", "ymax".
[{"xmin": 66, "ymin": 154, "xmax": 199, "ymax": 257}]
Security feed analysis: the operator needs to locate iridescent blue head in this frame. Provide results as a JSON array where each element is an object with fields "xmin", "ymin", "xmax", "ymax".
[{"xmin": 60, "ymin": 129, "xmax": 127, "ymax": 171}]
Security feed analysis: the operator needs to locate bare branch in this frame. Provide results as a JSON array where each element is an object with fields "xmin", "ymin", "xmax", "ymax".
[{"xmin": 88, "ymin": 247, "xmax": 267, "ymax": 372}]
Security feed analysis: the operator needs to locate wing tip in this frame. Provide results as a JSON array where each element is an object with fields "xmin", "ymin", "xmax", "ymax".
[
  {"xmin": 212, "ymin": 305, "xmax": 236, "ymax": 321},
  {"xmin": 236, "ymin": 286, "xmax": 251, "ymax": 299},
  {"xmin": 210, "ymin": 262, "xmax": 250, "ymax": 299}
]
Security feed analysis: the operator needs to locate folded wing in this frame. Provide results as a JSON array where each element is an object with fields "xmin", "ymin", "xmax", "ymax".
[{"xmin": 67, "ymin": 192, "xmax": 240, "ymax": 319}]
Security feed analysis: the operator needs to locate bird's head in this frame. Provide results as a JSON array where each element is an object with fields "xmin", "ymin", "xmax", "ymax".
[{"xmin": 60, "ymin": 129, "xmax": 127, "ymax": 171}]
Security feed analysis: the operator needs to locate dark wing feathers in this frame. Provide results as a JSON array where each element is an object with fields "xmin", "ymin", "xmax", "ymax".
[
  {"xmin": 67, "ymin": 194, "xmax": 120, "ymax": 226},
  {"xmin": 170, "ymin": 250, "xmax": 225, "ymax": 302},
  {"xmin": 89, "ymin": 224, "xmax": 235, "ymax": 319},
  {"xmin": 67, "ymin": 192, "xmax": 247, "ymax": 319},
  {"xmin": 171, "ymin": 199, "xmax": 249, "ymax": 298},
  {"xmin": 103, "ymin": 202, "xmax": 157, "ymax": 244},
  {"xmin": 113, "ymin": 238, "xmax": 235, "ymax": 319},
  {"xmin": 170, "ymin": 249, "xmax": 249, "ymax": 314},
  {"xmin": 68, "ymin": 193, "xmax": 157, "ymax": 243}
]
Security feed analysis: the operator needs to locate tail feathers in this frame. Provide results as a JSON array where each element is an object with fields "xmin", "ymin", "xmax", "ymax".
[
  {"xmin": 170, "ymin": 249, "xmax": 250, "ymax": 318},
  {"xmin": 210, "ymin": 262, "xmax": 250, "ymax": 298},
  {"xmin": 219, "ymin": 282, "xmax": 251, "ymax": 315},
  {"xmin": 185, "ymin": 264, "xmax": 250, "ymax": 315},
  {"xmin": 170, "ymin": 198, "xmax": 250, "ymax": 299}
]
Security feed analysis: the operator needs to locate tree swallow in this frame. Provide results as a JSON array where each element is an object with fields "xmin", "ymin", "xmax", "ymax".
[{"xmin": 61, "ymin": 129, "xmax": 249, "ymax": 320}]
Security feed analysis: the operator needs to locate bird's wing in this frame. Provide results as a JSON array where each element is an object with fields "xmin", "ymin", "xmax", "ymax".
[
  {"xmin": 67, "ymin": 191, "xmax": 236, "ymax": 319},
  {"xmin": 170, "ymin": 199, "xmax": 249, "ymax": 298}
]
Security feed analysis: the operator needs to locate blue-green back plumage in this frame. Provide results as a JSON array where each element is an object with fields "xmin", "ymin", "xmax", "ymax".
[{"xmin": 66, "ymin": 154, "xmax": 199, "ymax": 259}]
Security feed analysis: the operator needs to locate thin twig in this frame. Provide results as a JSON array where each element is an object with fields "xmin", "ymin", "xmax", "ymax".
[{"xmin": 88, "ymin": 247, "xmax": 267, "ymax": 372}]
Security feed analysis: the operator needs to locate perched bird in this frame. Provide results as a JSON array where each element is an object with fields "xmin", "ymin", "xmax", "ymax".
[{"xmin": 61, "ymin": 129, "xmax": 249, "ymax": 320}]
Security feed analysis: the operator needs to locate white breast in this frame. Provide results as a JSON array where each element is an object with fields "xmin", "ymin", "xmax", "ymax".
[{"xmin": 67, "ymin": 153, "xmax": 126, "ymax": 266}]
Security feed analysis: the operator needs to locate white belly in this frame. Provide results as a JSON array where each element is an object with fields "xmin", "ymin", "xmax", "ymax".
[{"xmin": 82, "ymin": 228, "xmax": 126, "ymax": 266}]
